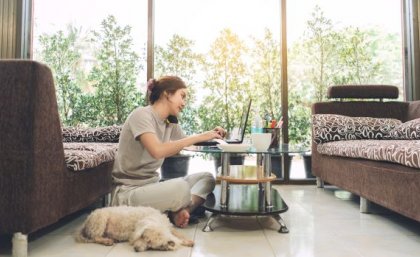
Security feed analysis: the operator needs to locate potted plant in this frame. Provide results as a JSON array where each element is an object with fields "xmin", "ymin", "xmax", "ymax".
[
  {"xmin": 213, "ymin": 153, "xmax": 245, "ymax": 173},
  {"xmin": 160, "ymin": 153, "xmax": 192, "ymax": 180},
  {"xmin": 271, "ymin": 154, "xmax": 293, "ymax": 179},
  {"xmin": 302, "ymin": 151, "xmax": 314, "ymax": 178}
]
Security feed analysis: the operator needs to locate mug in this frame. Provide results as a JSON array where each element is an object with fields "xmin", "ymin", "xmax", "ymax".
[{"xmin": 250, "ymin": 133, "xmax": 271, "ymax": 151}]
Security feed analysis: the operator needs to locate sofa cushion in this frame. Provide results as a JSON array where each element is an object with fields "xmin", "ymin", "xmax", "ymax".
[
  {"xmin": 317, "ymin": 140, "xmax": 420, "ymax": 169},
  {"xmin": 312, "ymin": 114, "xmax": 401, "ymax": 144},
  {"xmin": 64, "ymin": 142, "xmax": 118, "ymax": 171},
  {"xmin": 389, "ymin": 118, "xmax": 420, "ymax": 139},
  {"xmin": 62, "ymin": 125, "xmax": 122, "ymax": 143}
]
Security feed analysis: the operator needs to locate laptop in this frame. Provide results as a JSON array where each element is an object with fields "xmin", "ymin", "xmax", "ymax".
[{"xmin": 195, "ymin": 99, "xmax": 252, "ymax": 146}]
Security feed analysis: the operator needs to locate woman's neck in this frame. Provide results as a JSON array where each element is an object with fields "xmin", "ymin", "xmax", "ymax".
[{"xmin": 151, "ymin": 101, "xmax": 169, "ymax": 121}]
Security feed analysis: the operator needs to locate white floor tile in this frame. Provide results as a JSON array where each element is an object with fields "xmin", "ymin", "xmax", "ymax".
[
  {"xmin": 0, "ymin": 185, "xmax": 419, "ymax": 257},
  {"xmin": 106, "ymin": 241, "xmax": 192, "ymax": 257},
  {"xmin": 29, "ymin": 235, "xmax": 114, "ymax": 257},
  {"xmin": 338, "ymin": 234, "xmax": 420, "ymax": 257},
  {"xmin": 192, "ymin": 218, "xmax": 275, "ymax": 257},
  {"xmin": 265, "ymin": 233, "xmax": 363, "ymax": 257}
]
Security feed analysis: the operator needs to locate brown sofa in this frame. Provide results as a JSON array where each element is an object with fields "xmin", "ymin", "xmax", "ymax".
[
  {"xmin": 0, "ymin": 60, "xmax": 115, "ymax": 255},
  {"xmin": 312, "ymin": 85, "xmax": 420, "ymax": 222}
]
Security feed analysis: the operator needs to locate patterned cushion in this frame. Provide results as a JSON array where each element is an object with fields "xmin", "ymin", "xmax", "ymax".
[
  {"xmin": 64, "ymin": 142, "xmax": 118, "ymax": 171},
  {"xmin": 312, "ymin": 114, "xmax": 401, "ymax": 144},
  {"xmin": 62, "ymin": 125, "xmax": 122, "ymax": 143},
  {"xmin": 317, "ymin": 140, "xmax": 420, "ymax": 169},
  {"xmin": 389, "ymin": 118, "xmax": 420, "ymax": 139}
]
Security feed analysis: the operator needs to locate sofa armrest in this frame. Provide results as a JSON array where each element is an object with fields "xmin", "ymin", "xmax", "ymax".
[{"xmin": 0, "ymin": 60, "xmax": 67, "ymax": 234}]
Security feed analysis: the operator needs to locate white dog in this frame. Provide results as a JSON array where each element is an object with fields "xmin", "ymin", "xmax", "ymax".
[{"xmin": 75, "ymin": 206, "xmax": 194, "ymax": 252}]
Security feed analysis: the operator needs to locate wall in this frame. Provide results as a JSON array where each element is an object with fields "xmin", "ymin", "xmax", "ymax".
[{"xmin": 0, "ymin": 0, "xmax": 18, "ymax": 58}]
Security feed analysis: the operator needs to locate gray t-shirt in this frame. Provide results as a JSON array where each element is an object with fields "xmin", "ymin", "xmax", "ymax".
[{"xmin": 112, "ymin": 105, "xmax": 186, "ymax": 186}]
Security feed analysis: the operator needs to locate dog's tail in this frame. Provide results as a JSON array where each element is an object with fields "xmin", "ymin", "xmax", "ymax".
[{"xmin": 74, "ymin": 226, "xmax": 94, "ymax": 243}]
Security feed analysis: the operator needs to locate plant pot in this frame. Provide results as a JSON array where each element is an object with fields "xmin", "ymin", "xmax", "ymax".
[
  {"xmin": 213, "ymin": 154, "xmax": 245, "ymax": 173},
  {"xmin": 302, "ymin": 152, "xmax": 315, "ymax": 178},
  {"xmin": 271, "ymin": 154, "xmax": 293, "ymax": 179},
  {"xmin": 160, "ymin": 154, "xmax": 191, "ymax": 180}
]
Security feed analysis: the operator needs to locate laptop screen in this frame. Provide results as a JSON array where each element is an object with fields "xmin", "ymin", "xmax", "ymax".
[{"xmin": 230, "ymin": 99, "xmax": 252, "ymax": 142}]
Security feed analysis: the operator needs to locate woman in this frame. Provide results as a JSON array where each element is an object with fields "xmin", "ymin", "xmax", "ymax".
[{"xmin": 111, "ymin": 76, "xmax": 225, "ymax": 228}]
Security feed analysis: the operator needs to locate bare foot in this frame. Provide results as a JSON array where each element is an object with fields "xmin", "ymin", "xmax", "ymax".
[{"xmin": 170, "ymin": 208, "xmax": 190, "ymax": 228}]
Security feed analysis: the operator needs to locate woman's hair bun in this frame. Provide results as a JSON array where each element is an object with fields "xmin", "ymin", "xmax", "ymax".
[{"xmin": 147, "ymin": 78, "xmax": 157, "ymax": 92}]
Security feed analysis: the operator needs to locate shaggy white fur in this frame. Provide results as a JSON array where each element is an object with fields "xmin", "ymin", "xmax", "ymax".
[{"xmin": 75, "ymin": 206, "xmax": 194, "ymax": 252}]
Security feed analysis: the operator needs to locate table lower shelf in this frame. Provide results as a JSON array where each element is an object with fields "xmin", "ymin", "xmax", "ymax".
[
  {"xmin": 203, "ymin": 184, "xmax": 288, "ymax": 216},
  {"xmin": 216, "ymin": 165, "xmax": 277, "ymax": 184}
]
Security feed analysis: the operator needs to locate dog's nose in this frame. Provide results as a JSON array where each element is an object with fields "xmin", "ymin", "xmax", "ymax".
[{"xmin": 168, "ymin": 241, "xmax": 175, "ymax": 247}]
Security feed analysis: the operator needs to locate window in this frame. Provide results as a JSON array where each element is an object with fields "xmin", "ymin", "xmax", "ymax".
[
  {"xmin": 287, "ymin": 0, "xmax": 403, "ymax": 146},
  {"xmin": 33, "ymin": 0, "xmax": 147, "ymax": 126},
  {"xmin": 30, "ymin": 0, "xmax": 404, "ymax": 180},
  {"xmin": 154, "ymin": 0, "xmax": 282, "ymax": 135}
]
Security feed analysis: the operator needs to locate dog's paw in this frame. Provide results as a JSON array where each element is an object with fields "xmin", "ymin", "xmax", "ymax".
[
  {"xmin": 132, "ymin": 239, "xmax": 147, "ymax": 252},
  {"xmin": 94, "ymin": 237, "xmax": 114, "ymax": 246},
  {"xmin": 181, "ymin": 239, "xmax": 194, "ymax": 247},
  {"xmin": 102, "ymin": 239, "xmax": 114, "ymax": 246},
  {"xmin": 134, "ymin": 245, "xmax": 146, "ymax": 252}
]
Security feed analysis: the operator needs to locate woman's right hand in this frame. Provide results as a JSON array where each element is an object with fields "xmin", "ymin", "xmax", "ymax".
[{"xmin": 199, "ymin": 130, "xmax": 223, "ymax": 142}]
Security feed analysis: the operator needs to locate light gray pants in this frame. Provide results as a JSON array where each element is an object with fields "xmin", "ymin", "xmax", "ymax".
[{"xmin": 111, "ymin": 172, "xmax": 215, "ymax": 212}]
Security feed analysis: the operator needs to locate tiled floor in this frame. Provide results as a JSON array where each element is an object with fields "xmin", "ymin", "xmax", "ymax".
[{"xmin": 1, "ymin": 185, "xmax": 419, "ymax": 257}]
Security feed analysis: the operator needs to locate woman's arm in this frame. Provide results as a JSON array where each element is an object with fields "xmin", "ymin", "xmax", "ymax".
[{"xmin": 140, "ymin": 130, "xmax": 223, "ymax": 159}]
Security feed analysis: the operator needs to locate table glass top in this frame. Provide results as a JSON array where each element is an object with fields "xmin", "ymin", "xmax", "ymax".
[{"xmin": 184, "ymin": 143, "xmax": 309, "ymax": 154}]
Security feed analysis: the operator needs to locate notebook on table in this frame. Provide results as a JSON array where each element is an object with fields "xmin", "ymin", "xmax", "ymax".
[{"xmin": 194, "ymin": 99, "xmax": 252, "ymax": 146}]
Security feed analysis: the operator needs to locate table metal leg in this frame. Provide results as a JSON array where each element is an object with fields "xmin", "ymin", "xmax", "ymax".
[
  {"xmin": 256, "ymin": 153, "xmax": 263, "ymax": 167},
  {"xmin": 263, "ymin": 153, "xmax": 272, "ymax": 207},
  {"xmin": 282, "ymin": 153, "xmax": 290, "ymax": 183},
  {"xmin": 202, "ymin": 213, "xmax": 218, "ymax": 232},
  {"xmin": 273, "ymin": 214, "xmax": 289, "ymax": 233},
  {"xmin": 220, "ymin": 153, "xmax": 230, "ymax": 208}
]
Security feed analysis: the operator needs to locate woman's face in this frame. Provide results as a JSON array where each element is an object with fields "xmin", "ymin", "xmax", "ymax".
[{"xmin": 167, "ymin": 88, "xmax": 187, "ymax": 116}]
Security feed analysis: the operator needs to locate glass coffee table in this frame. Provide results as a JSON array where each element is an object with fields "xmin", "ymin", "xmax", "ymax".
[{"xmin": 185, "ymin": 144, "xmax": 308, "ymax": 233}]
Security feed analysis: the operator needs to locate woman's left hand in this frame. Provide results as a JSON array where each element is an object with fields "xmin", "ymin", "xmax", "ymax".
[{"xmin": 213, "ymin": 126, "xmax": 226, "ymax": 138}]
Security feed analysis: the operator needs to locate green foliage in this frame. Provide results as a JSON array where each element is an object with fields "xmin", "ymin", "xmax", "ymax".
[
  {"xmin": 38, "ymin": 25, "xmax": 84, "ymax": 126},
  {"xmin": 199, "ymin": 28, "xmax": 251, "ymax": 133},
  {"xmin": 288, "ymin": 5, "xmax": 402, "ymax": 144},
  {"xmin": 332, "ymin": 27, "xmax": 402, "ymax": 88},
  {"xmin": 71, "ymin": 93, "xmax": 100, "ymax": 124},
  {"xmin": 251, "ymin": 28, "xmax": 282, "ymax": 122},
  {"xmin": 35, "ymin": 5, "xmax": 402, "ymax": 146},
  {"xmin": 155, "ymin": 34, "xmax": 203, "ymax": 82},
  {"xmin": 301, "ymin": 5, "xmax": 339, "ymax": 102},
  {"xmin": 288, "ymin": 87, "xmax": 311, "ymax": 146},
  {"xmin": 293, "ymin": 5, "xmax": 402, "ymax": 99},
  {"xmin": 154, "ymin": 34, "xmax": 203, "ymax": 134},
  {"xmin": 88, "ymin": 15, "xmax": 144, "ymax": 126}
]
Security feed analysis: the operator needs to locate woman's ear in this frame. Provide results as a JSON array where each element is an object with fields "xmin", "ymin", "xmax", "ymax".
[{"xmin": 163, "ymin": 91, "xmax": 169, "ymax": 99}]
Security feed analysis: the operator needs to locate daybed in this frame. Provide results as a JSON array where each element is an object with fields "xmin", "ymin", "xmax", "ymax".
[
  {"xmin": 312, "ymin": 85, "xmax": 420, "ymax": 222},
  {"xmin": 0, "ymin": 60, "xmax": 118, "ymax": 256}
]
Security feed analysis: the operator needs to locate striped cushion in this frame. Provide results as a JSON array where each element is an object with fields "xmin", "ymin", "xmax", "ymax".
[
  {"xmin": 62, "ymin": 125, "xmax": 122, "ymax": 143},
  {"xmin": 390, "ymin": 118, "xmax": 420, "ymax": 139},
  {"xmin": 317, "ymin": 140, "xmax": 420, "ymax": 169},
  {"xmin": 312, "ymin": 114, "xmax": 401, "ymax": 144},
  {"xmin": 64, "ymin": 143, "xmax": 118, "ymax": 171}
]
